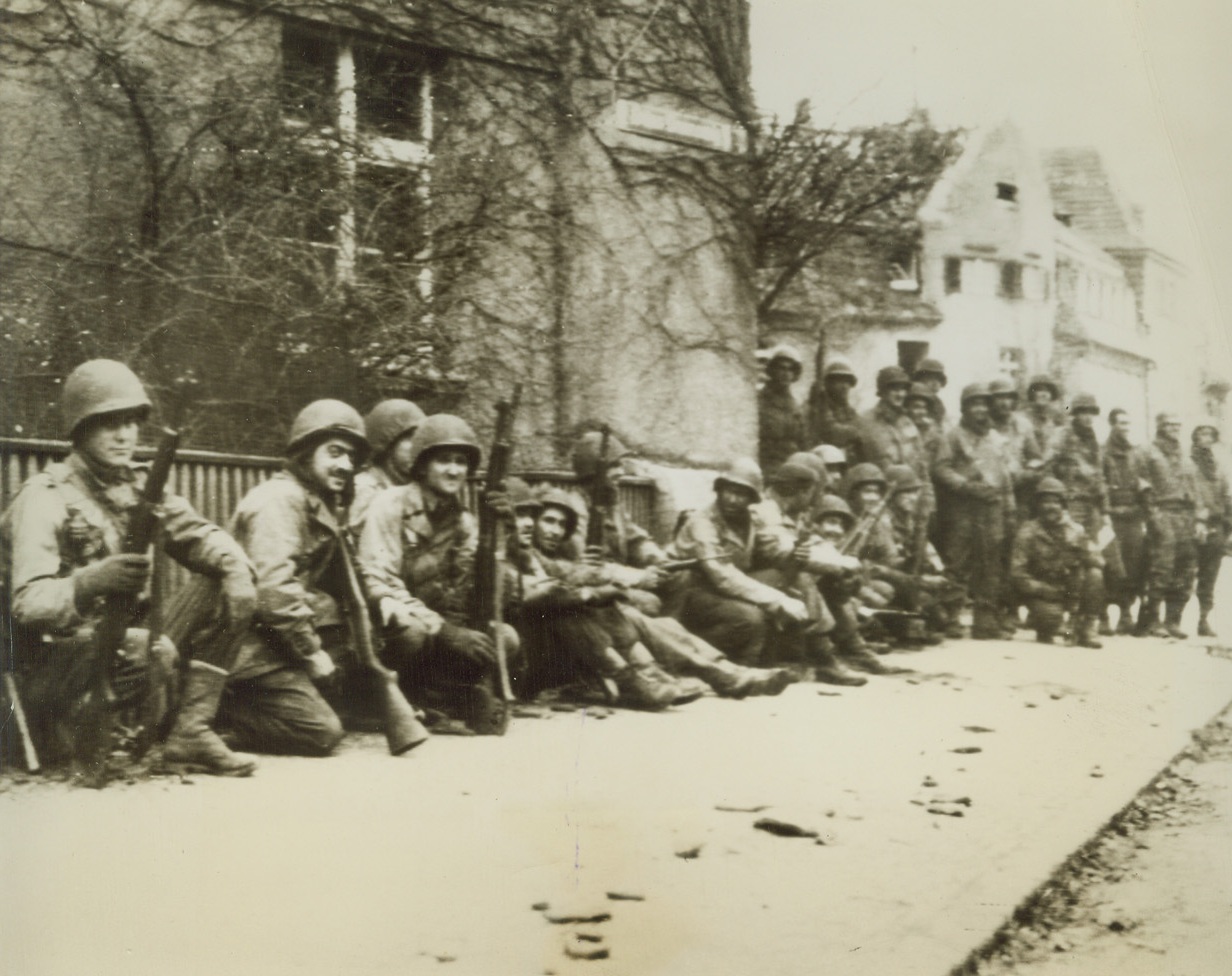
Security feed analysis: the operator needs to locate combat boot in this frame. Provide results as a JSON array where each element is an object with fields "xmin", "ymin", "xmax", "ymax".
[
  {"xmin": 1134, "ymin": 599, "xmax": 1160, "ymax": 637},
  {"xmin": 1069, "ymin": 617, "xmax": 1103, "ymax": 650},
  {"xmin": 1162, "ymin": 602, "xmax": 1188, "ymax": 640},
  {"xmin": 804, "ymin": 634, "xmax": 867, "ymax": 686},
  {"xmin": 162, "ymin": 661, "xmax": 258, "ymax": 776},
  {"xmin": 834, "ymin": 637, "xmax": 909, "ymax": 676},
  {"xmin": 612, "ymin": 663, "xmax": 680, "ymax": 710},
  {"xmin": 1114, "ymin": 605, "xmax": 1136, "ymax": 636},
  {"xmin": 704, "ymin": 660, "xmax": 794, "ymax": 698},
  {"xmin": 1198, "ymin": 612, "xmax": 1216, "ymax": 638},
  {"xmin": 1097, "ymin": 611, "xmax": 1114, "ymax": 638},
  {"xmin": 626, "ymin": 642, "xmax": 704, "ymax": 705}
]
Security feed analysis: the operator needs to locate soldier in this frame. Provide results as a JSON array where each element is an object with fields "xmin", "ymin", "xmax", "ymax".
[
  {"xmin": 351, "ymin": 398, "xmax": 426, "ymax": 528},
  {"xmin": 932, "ymin": 383, "xmax": 1015, "ymax": 639},
  {"xmin": 883, "ymin": 465, "xmax": 963, "ymax": 642},
  {"xmin": 905, "ymin": 383, "xmax": 943, "ymax": 462},
  {"xmin": 1046, "ymin": 393, "xmax": 1109, "ymax": 540},
  {"xmin": 512, "ymin": 486, "xmax": 692, "ymax": 710},
  {"xmin": 758, "ymin": 344, "xmax": 807, "ymax": 475},
  {"xmin": 807, "ymin": 358, "xmax": 863, "ymax": 453},
  {"xmin": 667, "ymin": 459, "xmax": 812, "ymax": 666},
  {"xmin": 1018, "ymin": 374, "xmax": 1065, "ymax": 475},
  {"xmin": 0, "ymin": 360, "xmax": 259, "ymax": 775},
  {"xmin": 1140, "ymin": 413, "xmax": 1209, "ymax": 639},
  {"xmin": 811, "ymin": 443, "xmax": 849, "ymax": 488},
  {"xmin": 1010, "ymin": 478, "xmax": 1105, "ymax": 647},
  {"xmin": 858, "ymin": 366, "xmax": 933, "ymax": 511},
  {"xmin": 1103, "ymin": 408, "xmax": 1151, "ymax": 634},
  {"xmin": 759, "ymin": 456, "xmax": 871, "ymax": 682},
  {"xmin": 911, "ymin": 357, "xmax": 950, "ymax": 429},
  {"xmin": 357, "ymin": 414, "xmax": 516, "ymax": 733},
  {"xmin": 1191, "ymin": 423, "xmax": 1230, "ymax": 637},
  {"xmin": 219, "ymin": 399, "xmax": 376, "ymax": 756}
]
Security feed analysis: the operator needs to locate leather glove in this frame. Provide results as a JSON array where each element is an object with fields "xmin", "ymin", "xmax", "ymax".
[
  {"xmin": 305, "ymin": 650, "xmax": 337, "ymax": 681},
  {"xmin": 74, "ymin": 554, "xmax": 151, "ymax": 602},
  {"xmin": 436, "ymin": 621, "xmax": 497, "ymax": 667},
  {"xmin": 221, "ymin": 571, "xmax": 258, "ymax": 633}
]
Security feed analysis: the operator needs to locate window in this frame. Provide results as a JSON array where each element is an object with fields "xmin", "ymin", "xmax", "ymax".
[
  {"xmin": 999, "ymin": 261, "xmax": 1023, "ymax": 299},
  {"xmin": 888, "ymin": 245, "xmax": 920, "ymax": 291},
  {"xmin": 280, "ymin": 23, "xmax": 435, "ymax": 288},
  {"xmin": 943, "ymin": 257, "xmax": 962, "ymax": 294},
  {"xmin": 996, "ymin": 182, "xmax": 1018, "ymax": 203}
]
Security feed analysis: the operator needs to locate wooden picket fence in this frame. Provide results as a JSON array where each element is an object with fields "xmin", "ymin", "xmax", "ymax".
[{"xmin": 0, "ymin": 437, "xmax": 656, "ymax": 596}]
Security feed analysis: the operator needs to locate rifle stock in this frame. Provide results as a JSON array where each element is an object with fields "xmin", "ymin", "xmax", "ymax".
[
  {"xmin": 78, "ymin": 428, "xmax": 179, "ymax": 788},
  {"xmin": 339, "ymin": 536, "xmax": 428, "ymax": 755},
  {"xmin": 838, "ymin": 485, "xmax": 904, "ymax": 557}
]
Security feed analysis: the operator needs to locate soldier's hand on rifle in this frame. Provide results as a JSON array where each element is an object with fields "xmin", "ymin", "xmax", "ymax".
[
  {"xmin": 773, "ymin": 595, "xmax": 810, "ymax": 625},
  {"xmin": 581, "ymin": 545, "xmax": 606, "ymax": 567},
  {"xmin": 791, "ymin": 540, "xmax": 814, "ymax": 568},
  {"xmin": 221, "ymin": 570, "xmax": 258, "ymax": 632},
  {"xmin": 436, "ymin": 621, "xmax": 497, "ymax": 667},
  {"xmin": 635, "ymin": 565, "xmax": 669, "ymax": 590},
  {"xmin": 482, "ymin": 490, "xmax": 514, "ymax": 522},
  {"xmin": 74, "ymin": 553, "xmax": 151, "ymax": 601},
  {"xmin": 305, "ymin": 650, "xmax": 337, "ymax": 682}
]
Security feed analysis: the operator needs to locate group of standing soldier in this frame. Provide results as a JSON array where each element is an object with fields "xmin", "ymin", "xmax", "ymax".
[
  {"xmin": 3, "ymin": 356, "xmax": 1228, "ymax": 781},
  {"xmin": 759, "ymin": 344, "xmax": 1230, "ymax": 649}
]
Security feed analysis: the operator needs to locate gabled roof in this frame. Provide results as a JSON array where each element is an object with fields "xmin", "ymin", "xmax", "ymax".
[{"xmin": 1043, "ymin": 147, "xmax": 1144, "ymax": 250}]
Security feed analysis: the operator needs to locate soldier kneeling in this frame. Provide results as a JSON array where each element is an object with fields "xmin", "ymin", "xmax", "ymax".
[{"xmin": 1010, "ymin": 478, "xmax": 1105, "ymax": 647}]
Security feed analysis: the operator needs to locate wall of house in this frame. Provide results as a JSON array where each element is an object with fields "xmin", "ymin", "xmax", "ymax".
[{"xmin": 916, "ymin": 123, "xmax": 1057, "ymax": 402}]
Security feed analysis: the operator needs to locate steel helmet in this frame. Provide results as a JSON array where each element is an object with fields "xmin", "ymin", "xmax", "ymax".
[
  {"xmin": 771, "ymin": 453, "xmax": 820, "ymax": 487},
  {"xmin": 571, "ymin": 429, "xmax": 632, "ymax": 480},
  {"xmin": 1156, "ymin": 412, "xmax": 1181, "ymax": 428},
  {"xmin": 821, "ymin": 359, "xmax": 858, "ymax": 385},
  {"xmin": 790, "ymin": 452, "xmax": 829, "ymax": 481},
  {"xmin": 714, "ymin": 457, "xmax": 764, "ymax": 501},
  {"xmin": 537, "ymin": 486, "xmax": 585, "ymax": 537},
  {"xmin": 988, "ymin": 377, "xmax": 1019, "ymax": 399},
  {"xmin": 841, "ymin": 462, "xmax": 888, "ymax": 499},
  {"xmin": 912, "ymin": 358, "xmax": 948, "ymax": 386},
  {"xmin": 1069, "ymin": 392, "xmax": 1100, "ymax": 415},
  {"xmin": 62, "ymin": 359, "xmax": 152, "ymax": 437},
  {"xmin": 1026, "ymin": 374, "xmax": 1061, "ymax": 400},
  {"xmin": 813, "ymin": 443, "xmax": 847, "ymax": 466},
  {"xmin": 407, "ymin": 414, "xmax": 481, "ymax": 476},
  {"xmin": 1192, "ymin": 423, "xmax": 1220, "ymax": 443},
  {"xmin": 884, "ymin": 463, "xmax": 922, "ymax": 493},
  {"xmin": 876, "ymin": 366, "xmax": 912, "ymax": 394},
  {"xmin": 765, "ymin": 343, "xmax": 804, "ymax": 378},
  {"xmin": 507, "ymin": 476, "xmax": 542, "ymax": 513},
  {"xmin": 286, "ymin": 399, "xmax": 370, "ymax": 462},
  {"xmin": 364, "ymin": 399, "xmax": 426, "ymax": 457},
  {"xmin": 815, "ymin": 493, "xmax": 855, "ymax": 527},
  {"xmin": 960, "ymin": 382, "xmax": 992, "ymax": 407},
  {"xmin": 1035, "ymin": 477, "xmax": 1068, "ymax": 502}
]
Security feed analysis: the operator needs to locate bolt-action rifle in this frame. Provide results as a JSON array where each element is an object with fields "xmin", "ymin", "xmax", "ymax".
[
  {"xmin": 76, "ymin": 428, "xmax": 179, "ymax": 788},
  {"xmin": 469, "ymin": 385, "xmax": 522, "ymax": 701},
  {"xmin": 838, "ymin": 485, "xmax": 905, "ymax": 557},
  {"xmin": 338, "ymin": 534, "xmax": 429, "ymax": 755},
  {"xmin": 585, "ymin": 425, "xmax": 615, "ymax": 554}
]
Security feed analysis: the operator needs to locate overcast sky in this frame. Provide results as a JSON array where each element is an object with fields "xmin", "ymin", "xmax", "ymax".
[{"xmin": 749, "ymin": 0, "xmax": 1230, "ymax": 364}]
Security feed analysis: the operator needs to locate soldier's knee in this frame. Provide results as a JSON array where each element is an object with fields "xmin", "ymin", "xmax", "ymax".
[{"xmin": 300, "ymin": 709, "xmax": 345, "ymax": 757}]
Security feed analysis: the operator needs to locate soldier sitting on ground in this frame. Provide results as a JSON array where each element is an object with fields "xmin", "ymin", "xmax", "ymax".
[
  {"xmin": 357, "ymin": 415, "xmax": 520, "ymax": 734},
  {"xmin": 1010, "ymin": 478, "xmax": 1105, "ymax": 648},
  {"xmin": 350, "ymin": 398, "xmax": 426, "ymax": 529},
  {"xmin": 511, "ymin": 485, "xmax": 698, "ymax": 710},
  {"xmin": 0, "ymin": 360, "xmax": 260, "ymax": 776}
]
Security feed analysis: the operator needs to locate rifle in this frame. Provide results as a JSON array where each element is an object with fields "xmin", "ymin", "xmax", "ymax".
[
  {"xmin": 838, "ymin": 485, "xmax": 903, "ymax": 557},
  {"xmin": 469, "ymin": 385, "xmax": 522, "ymax": 701},
  {"xmin": 76, "ymin": 428, "xmax": 179, "ymax": 788},
  {"xmin": 656, "ymin": 553, "xmax": 732, "ymax": 573},
  {"xmin": 338, "ymin": 534, "xmax": 429, "ymax": 755},
  {"xmin": 585, "ymin": 424, "xmax": 614, "ymax": 553}
]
